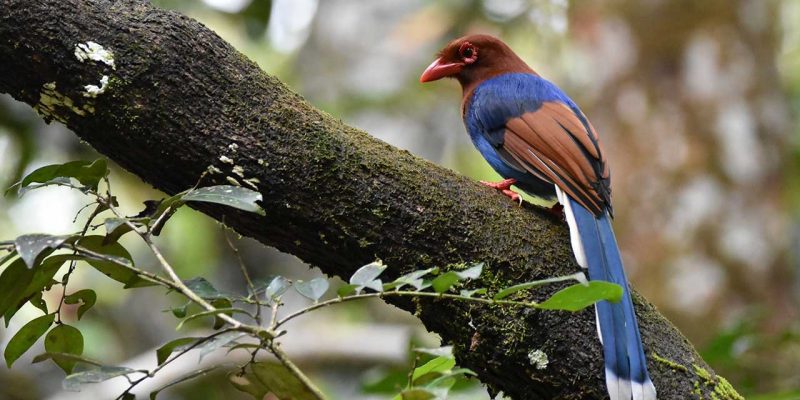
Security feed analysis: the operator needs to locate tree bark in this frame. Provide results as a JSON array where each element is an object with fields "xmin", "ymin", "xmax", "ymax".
[{"xmin": 0, "ymin": 1, "xmax": 742, "ymax": 398}]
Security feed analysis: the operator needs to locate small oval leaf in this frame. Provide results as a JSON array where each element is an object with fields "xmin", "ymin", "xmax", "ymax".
[
  {"xmin": 64, "ymin": 289, "xmax": 96, "ymax": 320},
  {"xmin": 536, "ymin": 281, "xmax": 624, "ymax": 312},
  {"xmin": 182, "ymin": 185, "xmax": 265, "ymax": 215},
  {"xmin": 265, "ymin": 276, "xmax": 291, "ymax": 302},
  {"xmin": 295, "ymin": 278, "xmax": 329, "ymax": 302},
  {"xmin": 431, "ymin": 272, "xmax": 459, "ymax": 293},
  {"xmin": 4, "ymin": 313, "xmax": 55, "ymax": 367},
  {"xmin": 350, "ymin": 262, "xmax": 386, "ymax": 286},
  {"xmin": 156, "ymin": 337, "xmax": 202, "ymax": 365},
  {"xmin": 44, "ymin": 324, "xmax": 84, "ymax": 374}
]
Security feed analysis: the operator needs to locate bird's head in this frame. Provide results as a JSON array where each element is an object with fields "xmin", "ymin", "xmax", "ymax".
[{"xmin": 419, "ymin": 34, "xmax": 534, "ymax": 93}]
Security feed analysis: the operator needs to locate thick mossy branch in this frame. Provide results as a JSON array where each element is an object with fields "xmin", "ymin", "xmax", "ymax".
[{"xmin": 0, "ymin": 1, "xmax": 739, "ymax": 398}]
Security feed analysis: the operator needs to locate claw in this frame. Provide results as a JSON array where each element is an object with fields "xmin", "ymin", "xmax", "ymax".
[
  {"xmin": 480, "ymin": 178, "xmax": 522, "ymax": 205},
  {"xmin": 549, "ymin": 202, "xmax": 564, "ymax": 219}
]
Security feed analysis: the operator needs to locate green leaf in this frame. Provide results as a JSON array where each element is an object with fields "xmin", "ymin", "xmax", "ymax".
[
  {"xmin": 175, "ymin": 308, "xmax": 250, "ymax": 330},
  {"xmin": 455, "ymin": 263, "xmax": 483, "ymax": 280},
  {"xmin": 0, "ymin": 258, "xmax": 35, "ymax": 317},
  {"xmin": 265, "ymin": 276, "xmax": 291, "ymax": 303},
  {"xmin": 4, "ymin": 254, "xmax": 74, "ymax": 326},
  {"xmin": 413, "ymin": 346, "xmax": 453, "ymax": 358},
  {"xmin": 182, "ymin": 185, "xmax": 265, "ymax": 215},
  {"xmin": 156, "ymin": 337, "xmax": 202, "ymax": 365},
  {"xmin": 9, "ymin": 159, "xmax": 108, "ymax": 195},
  {"xmin": 170, "ymin": 302, "xmax": 190, "ymax": 318},
  {"xmin": 5, "ymin": 313, "xmax": 55, "ymax": 367},
  {"xmin": 431, "ymin": 272, "xmax": 459, "ymax": 293},
  {"xmin": 336, "ymin": 284, "xmax": 358, "ymax": 297},
  {"xmin": 225, "ymin": 343, "xmax": 261, "ymax": 355},
  {"xmin": 149, "ymin": 366, "xmax": 219, "ymax": 399},
  {"xmin": 412, "ymin": 356, "xmax": 455, "ymax": 382},
  {"xmin": 14, "ymin": 234, "xmax": 72, "ymax": 269},
  {"xmin": 234, "ymin": 362, "xmax": 320, "ymax": 400},
  {"xmin": 102, "ymin": 218, "xmax": 136, "ymax": 244},
  {"xmin": 294, "ymin": 278, "xmax": 329, "ymax": 302},
  {"xmin": 210, "ymin": 298, "xmax": 233, "ymax": 330},
  {"xmin": 63, "ymin": 365, "xmax": 138, "ymax": 391},
  {"xmin": 29, "ymin": 292, "xmax": 49, "ymax": 315},
  {"xmin": 64, "ymin": 289, "xmax": 96, "ymax": 320},
  {"xmin": 349, "ymin": 261, "xmax": 386, "ymax": 293},
  {"xmin": 0, "ymin": 251, "xmax": 17, "ymax": 268},
  {"xmin": 182, "ymin": 277, "xmax": 228, "ymax": 300},
  {"xmin": 459, "ymin": 288, "xmax": 487, "ymax": 298},
  {"xmin": 391, "ymin": 268, "xmax": 437, "ymax": 291},
  {"xmin": 537, "ymin": 281, "xmax": 624, "ymax": 312},
  {"xmin": 32, "ymin": 352, "xmax": 101, "ymax": 367},
  {"xmin": 44, "ymin": 324, "xmax": 84, "ymax": 374},
  {"xmin": 229, "ymin": 373, "xmax": 270, "ymax": 399},
  {"xmin": 76, "ymin": 236, "xmax": 154, "ymax": 288},
  {"xmin": 493, "ymin": 272, "xmax": 587, "ymax": 300},
  {"xmin": 197, "ymin": 331, "xmax": 246, "ymax": 361},
  {"xmin": 400, "ymin": 388, "xmax": 437, "ymax": 400}
]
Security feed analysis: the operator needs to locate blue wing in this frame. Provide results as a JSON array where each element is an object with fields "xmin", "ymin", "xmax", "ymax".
[{"xmin": 464, "ymin": 73, "xmax": 610, "ymax": 214}]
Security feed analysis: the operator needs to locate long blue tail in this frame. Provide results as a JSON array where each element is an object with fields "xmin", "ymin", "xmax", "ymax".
[{"xmin": 558, "ymin": 189, "xmax": 656, "ymax": 400}]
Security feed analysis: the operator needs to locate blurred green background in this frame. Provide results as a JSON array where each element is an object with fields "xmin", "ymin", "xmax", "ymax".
[{"xmin": 1, "ymin": 0, "xmax": 798, "ymax": 398}]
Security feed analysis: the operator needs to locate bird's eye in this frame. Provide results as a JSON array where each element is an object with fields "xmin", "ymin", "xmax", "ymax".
[{"xmin": 458, "ymin": 42, "xmax": 477, "ymax": 63}]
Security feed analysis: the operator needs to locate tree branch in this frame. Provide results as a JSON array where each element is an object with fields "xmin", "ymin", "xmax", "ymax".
[{"xmin": 0, "ymin": 1, "xmax": 741, "ymax": 398}]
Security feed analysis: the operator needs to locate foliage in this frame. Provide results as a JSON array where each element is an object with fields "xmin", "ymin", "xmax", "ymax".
[{"xmin": 0, "ymin": 159, "xmax": 622, "ymax": 399}]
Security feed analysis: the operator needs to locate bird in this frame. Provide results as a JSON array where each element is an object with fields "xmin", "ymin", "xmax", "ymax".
[{"xmin": 419, "ymin": 34, "xmax": 656, "ymax": 400}]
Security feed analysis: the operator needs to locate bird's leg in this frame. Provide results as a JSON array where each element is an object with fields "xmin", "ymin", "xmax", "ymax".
[
  {"xmin": 479, "ymin": 178, "xmax": 522, "ymax": 204},
  {"xmin": 549, "ymin": 202, "xmax": 564, "ymax": 219}
]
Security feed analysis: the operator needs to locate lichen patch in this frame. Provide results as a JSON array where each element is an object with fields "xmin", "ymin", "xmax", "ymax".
[
  {"xmin": 527, "ymin": 349, "xmax": 548, "ymax": 370},
  {"xmin": 232, "ymin": 165, "xmax": 245, "ymax": 178},
  {"xmin": 83, "ymin": 75, "xmax": 110, "ymax": 98},
  {"xmin": 219, "ymin": 155, "xmax": 234, "ymax": 164},
  {"xmin": 243, "ymin": 177, "xmax": 261, "ymax": 189},
  {"xmin": 74, "ymin": 41, "xmax": 116, "ymax": 69},
  {"xmin": 34, "ymin": 81, "xmax": 94, "ymax": 122}
]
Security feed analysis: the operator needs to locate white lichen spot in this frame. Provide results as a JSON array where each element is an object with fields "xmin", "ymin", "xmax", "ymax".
[
  {"xmin": 83, "ymin": 75, "xmax": 109, "ymax": 98},
  {"xmin": 527, "ymin": 349, "xmax": 548, "ymax": 370},
  {"xmin": 257, "ymin": 159, "xmax": 265, "ymax": 165},
  {"xmin": 232, "ymin": 165, "xmax": 245, "ymax": 178},
  {"xmin": 243, "ymin": 177, "xmax": 261, "ymax": 189},
  {"xmin": 228, "ymin": 143, "xmax": 239, "ymax": 152},
  {"xmin": 74, "ymin": 41, "xmax": 116, "ymax": 69},
  {"xmin": 219, "ymin": 155, "xmax": 234, "ymax": 164},
  {"xmin": 207, "ymin": 165, "xmax": 223, "ymax": 174},
  {"xmin": 226, "ymin": 176, "xmax": 241, "ymax": 186}
]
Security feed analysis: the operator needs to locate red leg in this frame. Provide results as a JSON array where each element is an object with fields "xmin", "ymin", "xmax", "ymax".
[{"xmin": 480, "ymin": 178, "xmax": 522, "ymax": 205}]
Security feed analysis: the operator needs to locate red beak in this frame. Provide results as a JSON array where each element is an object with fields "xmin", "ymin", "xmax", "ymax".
[{"xmin": 419, "ymin": 57, "xmax": 463, "ymax": 83}]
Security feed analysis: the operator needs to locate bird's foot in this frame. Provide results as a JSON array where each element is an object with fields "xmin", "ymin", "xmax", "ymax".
[
  {"xmin": 548, "ymin": 202, "xmax": 564, "ymax": 219},
  {"xmin": 480, "ymin": 178, "xmax": 522, "ymax": 205}
]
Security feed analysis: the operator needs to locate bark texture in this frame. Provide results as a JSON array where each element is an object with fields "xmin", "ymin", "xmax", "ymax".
[{"xmin": 0, "ymin": 1, "xmax": 742, "ymax": 398}]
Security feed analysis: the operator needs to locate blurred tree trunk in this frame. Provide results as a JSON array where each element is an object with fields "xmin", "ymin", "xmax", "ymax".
[{"xmin": 0, "ymin": 0, "xmax": 744, "ymax": 398}]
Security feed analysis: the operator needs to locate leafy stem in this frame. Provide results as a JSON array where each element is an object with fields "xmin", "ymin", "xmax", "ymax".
[{"xmin": 275, "ymin": 290, "xmax": 538, "ymax": 330}]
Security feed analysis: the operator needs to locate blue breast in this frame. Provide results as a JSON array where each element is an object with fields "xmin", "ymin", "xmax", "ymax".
[{"xmin": 463, "ymin": 73, "xmax": 579, "ymax": 199}]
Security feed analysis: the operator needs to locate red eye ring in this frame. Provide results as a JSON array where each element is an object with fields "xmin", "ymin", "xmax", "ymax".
[{"xmin": 458, "ymin": 42, "xmax": 477, "ymax": 64}]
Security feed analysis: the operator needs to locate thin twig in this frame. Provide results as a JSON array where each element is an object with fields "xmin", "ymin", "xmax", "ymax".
[
  {"xmin": 116, "ymin": 328, "xmax": 236, "ymax": 399},
  {"xmin": 56, "ymin": 202, "xmax": 105, "ymax": 323},
  {"xmin": 276, "ymin": 290, "xmax": 538, "ymax": 329},
  {"xmin": 267, "ymin": 340, "xmax": 328, "ymax": 400},
  {"xmin": 222, "ymin": 222, "xmax": 262, "ymax": 324}
]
